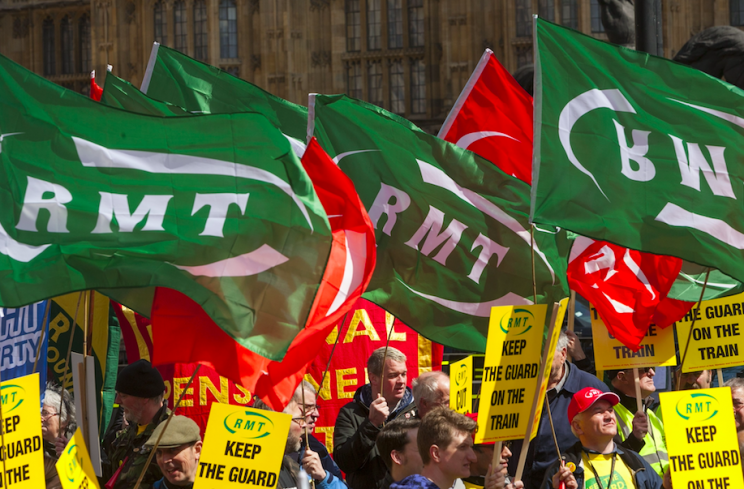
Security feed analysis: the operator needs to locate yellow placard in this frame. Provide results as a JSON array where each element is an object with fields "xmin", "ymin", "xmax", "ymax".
[
  {"xmin": 0, "ymin": 373, "xmax": 45, "ymax": 488},
  {"xmin": 676, "ymin": 293, "xmax": 744, "ymax": 372},
  {"xmin": 590, "ymin": 304, "xmax": 677, "ymax": 369},
  {"xmin": 529, "ymin": 298, "xmax": 569, "ymax": 440},
  {"xmin": 56, "ymin": 428, "xmax": 101, "ymax": 489},
  {"xmin": 450, "ymin": 356, "xmax": 473, "ymax": 414},
  {"xmin": 475, "ymin": 305, "xmax": 547, "ymax": 443},
  {"xmin": 194, "ymin": 404, "xmax": 291, "ymax": 489},
  {"xmin": 660, "ymin": 387, "xmax": 744, "ymax": 489}
]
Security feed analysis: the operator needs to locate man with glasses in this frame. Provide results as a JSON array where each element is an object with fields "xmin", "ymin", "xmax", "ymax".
[
  {"xmin": 608, "ymin": 367, "xmax": 668, "ymax": 476},
  {"xmin": 723, "ymin": 378, "xmax": 744, "ymax": 455}
]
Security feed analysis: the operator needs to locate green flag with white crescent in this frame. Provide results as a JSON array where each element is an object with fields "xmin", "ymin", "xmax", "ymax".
[
  {"xmin": 311, "ymin": 94, "xmax": 569, "ymax": 351},
  {"xmin": 0, "ymin": 54, "xmax": 332, "ymax": 360},
  {"xmin": 533, "ymin": 19, "xmax": 744, "ymax": 286}
]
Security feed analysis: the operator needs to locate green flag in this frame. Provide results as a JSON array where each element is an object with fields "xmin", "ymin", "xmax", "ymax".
[
  {"xmin": 0, "ymin": 54, "xmax": 332, "ymax": 360},
  {"xmin": 101, "ymin": 70, "xmax": 189, "ymax": 116},
  {"xmin": 533, "ymin": 19, "xmax": 744, "ymax": 285},
  {"xmin": 311, "ymin": 94, "xmax": 569, "ymax": 351},
  {"xmin": 142, "ymin": 43, "xmax": 308, "ymax": 144}
]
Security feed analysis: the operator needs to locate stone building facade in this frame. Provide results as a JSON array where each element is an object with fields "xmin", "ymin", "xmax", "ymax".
[{"xmin": 0, "ymin": 0, "xmax": 742, "ymax": 130}]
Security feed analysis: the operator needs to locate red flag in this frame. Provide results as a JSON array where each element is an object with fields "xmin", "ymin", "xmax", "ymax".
[
  {"xmin": 440, "ymin": 49, "xmax": 692, "ymax": 349},
  {"xmin": 150, "ymin": 137, "xmax": 377, "ymax": 410},
  {"xmin": 90, "ymin": 71, "xmax": 103, "ymax": 101}
]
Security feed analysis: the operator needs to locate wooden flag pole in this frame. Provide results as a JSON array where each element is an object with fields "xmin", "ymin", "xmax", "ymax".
[
  {"xmin": 59, "ymin": 291, "xmax": 84, "ymax": 416},
  {"xmin": 566, "ymin": 291, "xmax": 576, "ymax": 362},
  {"xmin": 717, "ymin": 368, "xmax": 725, "ymax": 388},
  {"xmin": 32, "ymin": 299, "xmax": 51, "ymax": 374},
  {"xmin": 301, "ymin": 384, "xmax": 316, "ymax": 489},
  {"xmin": 318, "ymin": 313, "xmax": 348, "ymax": 398},
  {"xmin": 632, "ymin": 368, "xmax": 643, "ymax": 413},
  {"xmin": 0, "ymin": 363, "xmax": 7, "ymax": 485},
  {"xmin": 679, "ymin": 269, "xmax": 710, "ymax": 370},
  {"xmin": 491, "ymin": 441, "xmax": 503, "ymax": 474}
]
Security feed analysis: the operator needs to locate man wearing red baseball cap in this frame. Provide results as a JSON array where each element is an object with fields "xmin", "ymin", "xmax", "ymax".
[{"xmin": 543, "ymin": 387, "xmax": 670, "ymax": 489}]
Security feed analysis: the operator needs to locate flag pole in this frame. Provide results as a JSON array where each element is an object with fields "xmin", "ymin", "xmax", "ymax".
[
  {"xmin": 32, "ymin": 299, "xmax": 51, "ymax": 374},
  {"xmin": 318, "ymin": 313, "xmax": 348, "ymax": 398},
  {"xmin": 632, "ymin": 368, "xmax": 643, "ymax": 413},
  {"xmin": 566, "ymin": 291, "xmax": 576, "ymax": 362},
  {"xmin": 379, "ymin": 317, "xmax": 396, "ymax": 400},
  {"xmin": 132, "ymin": 364, "xmax": 201, "ymax": 489},
  {"xmin": 59, "ymin": 291, "xmax": 84, "ymax": 416},
  {"xmin": 0, "ymin": 364, "xmax": 7, "ymax": 486},
  {"xmin": 530, "ymin": 225, "xmax": 537, "ymax": 304},
  {"xmin": 717, "ymin": 368, "xmax": 724, "ymax": 388},
  {"xmin": 679, "ymin": 269, "xmax": 710, "ymax": 371},
  {"xmin": 301, "ymin": 384, "xmax": 316, "ymax": 489}
]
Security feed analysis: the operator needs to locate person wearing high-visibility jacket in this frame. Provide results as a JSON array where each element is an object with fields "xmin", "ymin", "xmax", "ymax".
[{"xmin": 608, "ymin": 367, "xmax": 669, "ymax": 477}]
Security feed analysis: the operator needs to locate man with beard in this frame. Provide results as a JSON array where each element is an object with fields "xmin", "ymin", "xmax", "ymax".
[
  {"xmin": 145, "ymin": 416, "xmax": 202, "ymax": 488},
  {"xmin": 676, "ymin": 369, "xmax": 712, "ymax": 390},
  {"xmin": 102, "ymin": 360, "xmax": 169, "ymax": 489}
]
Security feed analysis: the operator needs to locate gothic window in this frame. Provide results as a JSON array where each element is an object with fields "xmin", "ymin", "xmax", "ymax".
[
  {"xmin": 61, "ymin": 15, "xmax": 74, "ymax": 75},
  {"xmin": 367, "ymin": 0, "xmax": 381, "ymax": 50},
  {"xmin": 591, "ymin": 0, "xmax": 605, "ymax": 32},
  {"xmin": 515, "ymin": 0, "xmax": 530, "ymax": 37},
  {"xmin": 193, "ymin": 0, "xmax": 208, "ymax": 61},
  {"xmin": 408, "ymin": 0, "xmax": 424, "ymax": 47},
  {"xmin": 154, "ymin": 1, "xmax": 167, "ymax": 45},
  {"xmin": 538, "ymin": 0, "xmax": 554, "ymax": 22},
  {"xmin": 43, "ymin": 17, "xmax": 55, "ymax": 76},
  {"xmin": 79, "ymin": 14, "xmax": 91, "ymax": 73},
  {"xmin": 219, "ymin": 0, "xmax": 238, "ymax": 58},
  {"xmin": 389, "ymin": 60, "xmax": 404, "ymax": 114},
  {"xmin": 174, "ymin": 1, "xmax": 187, "ymax": 52},
  {"xmin": 346, "ymin": 0, "xmax": 361, "ymax": 52},
  {"xmin": 516, "ymin": 46, "xmax": 532, "ymax": 69},
  {"xmin": 367, "ymin": 61, "xmax": 382, "ymax": 106},
  {"xmin": 347, "ymin": 61, "xmax": 362, "ymax": 99},
  {"xmin": 410, "ymin": 58, "xmax": 425, "ymax": 114},
  {"xmin": 732, "ymin": 0, "xmax": 744, "ymax": 26},
  {"xmin": 224, "ymin": 66, "xmax": 239, "ymax": 77},
  {"xmin": 388, "ymin": 0, "xmax": 402, "ymax": 49},
  {"xmin": 561, "ymin": 0, "xmax": 578, "ymax": 29}
]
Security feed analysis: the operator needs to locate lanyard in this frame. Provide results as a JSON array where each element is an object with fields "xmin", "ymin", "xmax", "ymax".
[{"xmin": 584, "ymin": 452, "xmax": 617, "ymax": 489}]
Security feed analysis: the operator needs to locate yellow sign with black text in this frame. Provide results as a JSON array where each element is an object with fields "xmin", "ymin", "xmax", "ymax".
[
  {"xmin": 676, "ymin": 293, "xmax": 744, "ymax": 372},
  {"xmin": 660, "ymin": 387, "xmax": 744, "ymax": 489},
  {"xmin": 475, "ymin": 305, "xmax": 546, "ymax": 443},
  {"xmin": 590, "ymin": 304, "xmax": 677, "ymax": 369},
  {"xmin": 450, "ymin": 356, "xmax": 473, "ymax": 414},
  {"xmin": 194, "ymin": 404, "xmax": 291, "ymax": 489},
  {"xmin": 56, "ymin": 428, "xmax": 100, "ymax": 489}
]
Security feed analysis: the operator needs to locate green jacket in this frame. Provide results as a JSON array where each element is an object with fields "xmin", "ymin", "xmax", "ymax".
[{"xmin": 102, "ymin": 404, "xmax": 171, "ymax": 489}]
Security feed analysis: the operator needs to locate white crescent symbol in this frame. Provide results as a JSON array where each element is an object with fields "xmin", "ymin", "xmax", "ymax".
[
  {"xmin": 173, "ymin": 243, "xmax": 289, "ymax": 277},
  {"xmin": 0, "ymin": 133, "xmax": 23, "ymax": 154},
  {"xmin": 667, "ymin": 99, "xmax": 744, "ymax": 129},
  {"xmin": 333, "ymin": 149, "xmax": 379, "ymax": 165},
  {"xmin": 557, "ymin": 89, "xmax": 636, "ymax": 201},
  {"xmin": 398, "ymin": 279, "xmax": 532, "ymax": 317},
  {"xmin": 0, "ymin": 221, "xmax": 50, "ymax": 262},
  {"xmin": 455, "ymin": 131, "xmax": 518, "ymax": 150}
]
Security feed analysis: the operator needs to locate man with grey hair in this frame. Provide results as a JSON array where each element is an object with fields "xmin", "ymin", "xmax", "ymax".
[
  {"xmin": 412, "ymin": 371, "xmax": 450, "ymax": 419},
  {"xmin": 509, "ymin": 331, "xmax": 609, "ymax": 489},
  {"xmin": 724, "ymin": 377, "xmax": 744, "ymax": 453},
  {"xmin": 334, "ymin": 346, "xmax": 416, "ymax": 489}
]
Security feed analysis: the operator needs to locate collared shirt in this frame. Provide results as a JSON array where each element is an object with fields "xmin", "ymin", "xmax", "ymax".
[{"xmin": 547, "ymin": 362, "xmax": 570, "ymax": 401}]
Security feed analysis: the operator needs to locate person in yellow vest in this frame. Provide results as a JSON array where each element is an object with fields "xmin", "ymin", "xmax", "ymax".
[{"xmin": 608, "ymin": 367, "xmax": 668, "ymax": 477}]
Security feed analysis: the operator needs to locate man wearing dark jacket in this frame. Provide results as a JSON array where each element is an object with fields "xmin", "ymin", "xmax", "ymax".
[
  {"xmin": 544, "ymin": 387, "xmax": 670, "ymax": 489},
  {"xmin": 334, "ymin": 347, "xmax": 417, "ymax": 489}
]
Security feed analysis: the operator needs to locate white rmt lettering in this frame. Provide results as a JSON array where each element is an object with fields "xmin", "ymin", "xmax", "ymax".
[
  {"xmin": 368, "ymin": 184, "xmax": 411, "ymax": 236},
  {"xmin": 16, "ymin": 176, "xmax": 73, "ymax": 233},
  {"xmin": 467, "ymin": 233, "xmax": 509, "ymax": 284},
  {"xmin": 92, "ymin": 192, "xmax": 174, "ymax": 233},
  {"xmin": 404, "ymin": 206, "xmax": 467, "ymax": 266},
  {"xmin": 670, "ymin": 135, "xmax": 736, "ymax": 199},
  {"xmin": 613, "ymin": 120, "xmax": 655, "ymax": 182},
  {"xmin": 191, "ymin": 193, "xmax": 250, "ymax": 237}
]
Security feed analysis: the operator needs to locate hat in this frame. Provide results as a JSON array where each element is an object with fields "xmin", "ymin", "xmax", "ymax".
[
  {"xmin": 115, "ymin": 359, "xmax": 165, "ymax": 398},
  {"xmin": 145, "ymin": 416, "xmax": 201, "ymax": 449},
  {"xmin": 465, "ymin": 413, "xmax": 495, "ymax": 446},
  {"xmin": 567, "ymin": 387, "xmax": 620, "ymax": 424}
]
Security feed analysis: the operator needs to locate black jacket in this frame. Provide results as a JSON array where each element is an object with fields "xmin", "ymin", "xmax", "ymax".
[
  {"xmin": 541, "ymin": 442, "xmax": 663, "ymax": 489},
  {"xmin": 333, "ymin": 384, "xmax": 416, "ymax": 489}
]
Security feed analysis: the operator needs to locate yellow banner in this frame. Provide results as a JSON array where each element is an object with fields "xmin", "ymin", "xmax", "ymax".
[
  {"xmin": 660, "ymin": 387, "xmax": 744, "ymax": 489},
  {"xmin": 56, "ymin": 428, "xmax": 101, "ymax": 489},
  {"xmin": 475, "ymin": 305, "xmax": 546, "ymax": 443},
  {"xmin": 0, "ymin": 373, "xmax": 45, "ymax": 488},
  {"xmin": 193, "ymin": 404, "xmax": 291, "ymax": 489},
  {"xmin": 450, "ymin": 356, "xmax": 473, "ymax": 414},
  {"xmin": 676, "ymin": 293, "xmax": 744, "ymax": 372},
  {"xmin": 590, "ymin": 304, "xmax": 677, "ymax": 369}
]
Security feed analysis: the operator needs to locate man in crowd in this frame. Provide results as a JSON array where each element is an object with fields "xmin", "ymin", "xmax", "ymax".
[
  {"xmin": 413, "ymin": 371, "xmax": 450, "ymax": 419},
  {"xmin": 335, "ymin": 347, "xmax": 416, "ymax": 489},
  {"xmin": 102, "ymin": 359, "xmax": 170, "ymax": 489},
  {"xmin": 545, "ymin": 387, "xmax": 669, "ymax": 489},
  {"xmin": 509, "ymin": 331, "xmax": 610, "ymax": 489},
  {"xmin": 609, "ymin": 367, "xmax": 668, "ymax": 476},
  {"xmin": 676, "ymin": 368, "xmax": 712, "ymax": 390},
  {"xmin": 724, "ymin": 378, "xmax": 744, "ymax": 452},
  {"xmin": 390, "ymin": 407, "xmax": 499, "ymax": 489},
  {"xmin": 144, "ymin": 415, "xmax": 202, "ymax": 488},
  {"xmin": 464, "ymin": 413, "xmax": 514, "ymax": 489},
  {"xmin": 376, "ymin": 418, "xmax": 423, "ymax": 489}
]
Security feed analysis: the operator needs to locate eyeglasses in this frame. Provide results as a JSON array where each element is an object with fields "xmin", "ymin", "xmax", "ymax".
[{"xmin": 41, "ymin": 410, "xmax": 59, "ymax": 420}]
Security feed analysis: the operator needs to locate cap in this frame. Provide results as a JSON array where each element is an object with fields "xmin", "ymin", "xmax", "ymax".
[
  {"xmin": 567, "ymin": 387, "xmax": 620, "ymax": 424},
  {"xmin": 115, "ymin": 359, "xmax": 165, "ymax": 398},
  {"xmin": 145, "ymin": 416, "xmax": 201, "ymax": 449},
  {"xmin": 465, "ymin": 413, "xmax": 494, "ymax": 446}
]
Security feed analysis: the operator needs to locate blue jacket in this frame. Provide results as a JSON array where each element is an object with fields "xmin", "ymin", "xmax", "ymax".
[
  {"xmin": 391, "ymin": 474, "xmax": 441, "ymax": 489},
  {"xmin": 508, "ymin": 363, "xmax": 609, "ymax": 489}
]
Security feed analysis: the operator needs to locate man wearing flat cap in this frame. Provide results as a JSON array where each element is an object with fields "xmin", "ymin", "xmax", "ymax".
[
  {"xmin": 145, "ymin": 416, "xmax": 202, "ymax": 488},
  {"xmin": 102, "ymin": 359, "xmax": 171, "ymax": 489}
]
